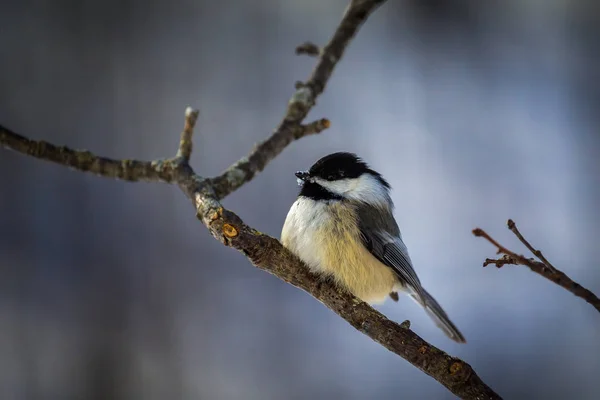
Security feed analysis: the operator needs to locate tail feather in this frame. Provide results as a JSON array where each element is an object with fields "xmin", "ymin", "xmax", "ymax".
[{"xmin": 410, "ymin": 289, "xmax": 466, "ymax": 343}]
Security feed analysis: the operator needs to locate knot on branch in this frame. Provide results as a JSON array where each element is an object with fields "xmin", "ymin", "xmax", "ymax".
[
  {"xmin": 450, "ymin": 361, "xmax": 463, "ymax": 375},
  {"xmin": 222, "ymin": 223, "xmax": 238, "ymax": 238}
]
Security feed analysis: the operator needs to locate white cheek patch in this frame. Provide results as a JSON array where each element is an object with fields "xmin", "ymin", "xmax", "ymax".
[
  {"xmin": 313, "ymin": 177, "xmax": 356, "ymax": 195},
  {"xmin": 314, "ymin": 174, "xmax": 389, "ymax": 206}
]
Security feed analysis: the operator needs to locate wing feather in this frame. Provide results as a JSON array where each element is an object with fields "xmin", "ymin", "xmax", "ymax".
[
  {"xmin": 356, "ymin": 202, "xmax": 466, "ymax": 342},
  {"xmin": 360, "ymin": 228, "xmax": 425, "ymax": 300}
]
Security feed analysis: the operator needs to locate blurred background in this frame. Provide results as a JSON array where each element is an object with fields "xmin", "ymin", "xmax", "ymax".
[{"xmin": 1, "ymin": 0, "xmax": 599, "ymax": 399}]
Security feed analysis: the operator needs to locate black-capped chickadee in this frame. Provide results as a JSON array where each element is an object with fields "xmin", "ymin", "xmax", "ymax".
[{"xmin": 281, "ymin": 152, "xmax": 466, "ymax": 343}]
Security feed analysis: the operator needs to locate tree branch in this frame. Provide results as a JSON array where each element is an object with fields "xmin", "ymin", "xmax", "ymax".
[
  {"xmin": 0, "ymin": 1, "xmax": 502, "ymax": 398},
  {"xmin": 473, "ymin": 220, "xmax": 600, "ymax": 313},
  {"xmin": 190, "ymin": 199, "xmax": 500, "ymax": 400},
  {"xmin": 208, "ymin": 0, "xmax": 386, "ymax": 200},
  {"xmin": 0, "ymin": 124, "xmax": 178, "ymax": 183}
]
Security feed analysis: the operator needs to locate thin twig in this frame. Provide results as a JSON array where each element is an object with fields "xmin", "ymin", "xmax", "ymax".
[
  {"xmin": 176, "ymin": 107, "xmax": 200, "ymax": 161},
  {"xmin": 0, "ymin": 1, "xmax": 502, "ymax": 398},
  {"xmin": 296, "ymin": 118, "xmax": 331, "ymax": 138},
  {"xmin": 473, "ymin": 224, "xmax": 600, "ymax": 313},
  {"xmin": 507, "ymin": 219, "xmax": 557, "ymax": 273}
]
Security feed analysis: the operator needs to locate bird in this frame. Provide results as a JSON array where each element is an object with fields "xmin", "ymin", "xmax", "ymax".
[{"xmin": 281, "ymin": 152, "xmax": 466, "ymax": 343}]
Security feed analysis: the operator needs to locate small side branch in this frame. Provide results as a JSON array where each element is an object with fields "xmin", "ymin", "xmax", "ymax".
[
  {"xmin": 176, "ymin": 107, "xmax": 200, "ymax": 161},
  {"xmin": 296, "ymin": 41, "xmax": 321, "ymax": 57},
  {"xmin": 507, "ymin": 219, "xmax": 557, "ymax": 273},
  {"xmin": 473, "ymin": 220, "xmax": 600, "ymax": 313}
]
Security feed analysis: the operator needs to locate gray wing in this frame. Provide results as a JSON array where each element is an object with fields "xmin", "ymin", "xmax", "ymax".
[
  {"xmin": 356, "ymin": 204, "xmax": 425, "ymax": 300},
  {"xmin": 360, "ymin": 228, "xmax": 425, "ymax": 300},
  {"xmin": 357, "ymin": 203, "xmax": 466, "ymax": 343}
]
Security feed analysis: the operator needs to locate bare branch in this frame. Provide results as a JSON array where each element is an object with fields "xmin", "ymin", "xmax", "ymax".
[
  {"xmin": 0, "ymin": 108, "xmax": 201, "ymax": 183},
  {"xmin": 0, "ymin": 124, "xmax": 178, "ymax": 183},
  {"xmin": 0, "ymin": 1, "xmax": 504, "ymax": 398},
  {"xmin": 473, "ymin": 222, "xmax": 600, "ymax": 313},
  {"xmin": 507, "ymin": 219, "xmax": 557, "ymax": 273},
  {"xmin": 209, "ymin": 0, "xmax": 386, "ymax": 200}
]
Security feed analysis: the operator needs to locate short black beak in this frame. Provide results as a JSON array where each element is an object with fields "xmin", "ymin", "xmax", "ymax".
[{"xmin": 295, "ymin": 171, "xmax": 310, "ymax": 181}]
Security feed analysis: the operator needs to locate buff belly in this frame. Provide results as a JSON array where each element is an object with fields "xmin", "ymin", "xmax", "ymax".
[{"xmin": 281, "ymin": 198, "xmax": 397, "ymax": 304}]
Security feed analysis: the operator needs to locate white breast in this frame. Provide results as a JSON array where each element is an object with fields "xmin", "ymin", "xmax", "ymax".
[
  {"xmin": 281, "ymin": 197, "xmax": 397, "ymax": 304},
  {"xmin": 280, "ymin": 197, "xmax": 330, "ymax": 271}
]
